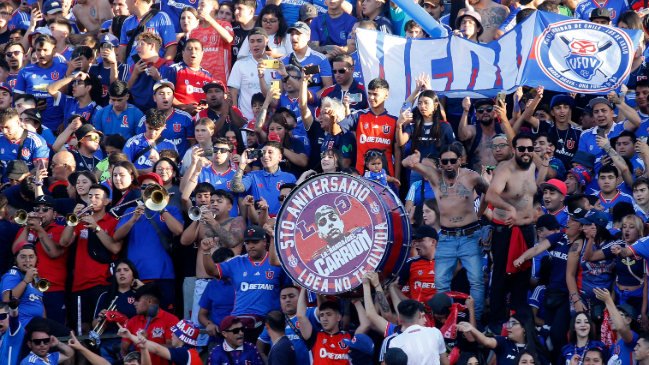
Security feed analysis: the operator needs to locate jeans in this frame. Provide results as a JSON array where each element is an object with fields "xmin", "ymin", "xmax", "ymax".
[
  {"xmin": 191, "ymin": 279, "xmax": 211, "ymax": 346},
  {"xmin": 182, "ymin": 276, "xmax": 197, "ymax": 319},
  {"xmin": 435, "ymin": 230, "xmax": 485, "ymax": 320}
]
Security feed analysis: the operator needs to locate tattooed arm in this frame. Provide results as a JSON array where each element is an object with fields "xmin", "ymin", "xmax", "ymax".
[
  {"xmin": 205, "ymin": 217, "xmax": 245, "ymax": 248},
  {"xmin": 362, "ymin": 272, "xmax": 393, "ymax": 334},
  {"xmin": 599, "ymin": 136, "xmax": 634, "ymax": 186},
  {"xmin": 566, "ymin": 239, "xmax": 585, "ymax": 312},
  {"xmin": 229, "ymin": 167, "xmax": 247, "ymax": 193},
  {"xmin": 473, "ymin": 174, "xmax": 490, "ymax": 195}
]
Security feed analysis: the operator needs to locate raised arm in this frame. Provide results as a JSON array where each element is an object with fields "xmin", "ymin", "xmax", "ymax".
[
  {"xmin": 362, "ymin": 272, "xmax": 390, "ymax": 334},
  {"xmin": 263, "ymin": 223, "xmax": 281, "ymax": 267},
  {"xmin": 458, "ymin": 97, "xmax": 476, "ymax": 142},
  {"xmin": 299, "ymin": 75, "xmax": 314, "ymax": 131},
  {"xmin": 68, "ymin": 332, "xmax": 110, "ymax": 365},
  {"xmin": 401, "ymin": 150, "xmax": 441, "ymax": 184},
  {"xmin": 599, "ymin": 136, "xmax": 634, "ymax": 186},
  {"xmin": 595, "ymin": 288, "xmax": 634, "ymax": 342},
  {"xmin": 296, "ymin": 287, "xmax": 313, "ymax": 341},
  {"xmin": 353, "ymin": 299, "xmax": 370, "ymax": 335},
  {"xmin": 518, "ymin": 86, "xmax": 543, "ymax": 131}
]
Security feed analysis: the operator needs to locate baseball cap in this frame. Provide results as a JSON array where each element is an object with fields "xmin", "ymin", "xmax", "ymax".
[
  {"xmin": 299, "ymin": 4, "xmax": 318, "ymax": 22},
  {"xmin": 28, "ymin": 27, "xmax": 53, "ymax": 44},
  {"xmin": 342, "ymin": 334, "xmax": 374, "ymax": 355},
  {"xmin": 219, "ymin": 315, "xmax": 242, "ymax": 332},
  {"xmin": 384, "ymin": 348, "xmax": 408, "ymax": 365},
  {"xmin": 137, "ymin": 172, "xmax": 164, "ymax": 186},
  {"xmin": 13, "ymin": 241, "xmax": 35, "ymax": 255},
  {"xmin": 34, "ymin": 195, "xmax": 55, "ymax": 207},
  {"xmin": 288, "ymin": 21, "xmax": 311, "ymax": 36},
  {"xmin": 455, "ymin": 10, "xmax": 483, "ymax": 36},
  {"xmin": 0, "ymin": 82, "xmax": 12, "ymax": 96},
  {"xmin": 170, "ymin": 320, "xmax": 199, "ymax": 347},
  {"xmin": 244, "ymin": 225, "xmax": 266, "ymax": 241},
  {"xmin": 153, "ymin": 79, "xmax": 175, "ymax": 93},
  {"xmin": 412, "ymin": 225, "xmax": 439, "ymax": 241},
  {"xmin": 100, "ymin": 33, "xmax": 119, "ymax": 48},
  {"xmin": 590, "ymin": 7, "xmax": 611, "ymax": 20},
  {"xmin": 43, "ymin": 0, "xmax": 63, "ymax": 14},
  {"xmin": 566, "ymin": 165, "xmax": 593, "ymax": 187},
  {"xmin": 22, "ymin": 109, "xmax": 42, "ymax": 125},
  {"xmin": 249, "ymin": 27, "xmax": 268, "ymax": 38},
  {"xmin": 576, "ymin": 209, "xmax": 609, "ymax": 228},
  {"xmin": 427, "ymin": 293, "xmax": 452, "ymax": 316},
  {"xmin": 202, "ymin": 79, "xmax": 226, "ymax": 93},
  {"xmin": 617, "ymin": 303, "xmax": 637, "ymax": 320},
  {"xmin": 540, "ymin": 178, "xmax": 567, "ymax": 196},
  {"xmin": 75, "ymin": 123, "xmax": 104, "ymax": 142},
  {"xmin": 536, "ymin": 214, "xmax": 562, "ymax": 231},
  {"xmin": 588, "ymin": 96, "xmax": 613, "ymax": 110},
  {"xmin": 275, "ymin": 107, "xmax": 297, "ymax": 122},
  {"xmin": 571, "ymin": 151, "xmax": 595, "ymax": 170},
  {"xmin": 241, "ymin": 120, "xmax": 256, "ymax": 132},
  {"xmin": 550, "ymin": 95, "xmax": 574, "ymax": 109},
  {"xmin": 6, "ymin": 160, "xmax": 29, "ymax": 180},
  {"xmin": 473, "ymin": 98, "xmax": 495, "ymax": 109}
]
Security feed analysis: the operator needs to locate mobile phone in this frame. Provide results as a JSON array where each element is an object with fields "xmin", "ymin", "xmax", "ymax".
[
  {"xmin": 270, "ymin": 80, "xmax": 280, "ymax": 90},
  {"xmin": 640, "ymin": 136, "xmax": 648, "ymax": 144},
  {"xmin": 131, "ymin": 53, "xmax": 141, "ymax": 64},
  {"xmin": 597, "ymin": 128, "xmax": 605, "ymax": 138},
  {"xmin": 348, "ymin": 93, "xmax": 363, "ymax": 103},
  {"xmin": 247, "ymin": 149, "xmax": 262, "ymax": 160},
  {"xmin": 641, "ymin": 8, "xmax": 649, "ymax": 15},
  {"xmin": 304, "ymin": 65, "xmax": 320, "ymax": 75},
  {"xmin": 263, "ymin": 59, "xmax": 280, "ymax": 69},
  {"xmin": 31, "ymin": 1, "xmax": 39, "ymax": 11},
  {"xmin": 254, "ymin": 200, "xmax": 262, "ymax": 210},
  {"xmin": 201, "ymin": 147, "xmax": 213, "ymax": 158},
  {"xmin": 401, "ymin": 102, "xmax": 412, "ymax": 113},
  {"xmin": 102, "ymin": 43, "xmax": 113, "ymax": 50},
  {"xmin": 37, "ymin": 97, "xmax": 46, "ymax": 105},
  {"xmin": 496, "ymin": 92, "xmax": 506, "ymax": 104}
]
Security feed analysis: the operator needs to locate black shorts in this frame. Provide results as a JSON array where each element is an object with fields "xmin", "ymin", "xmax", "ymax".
[{"xmin": 71, "ymin": 285, "xmax": 109, "ymax": 324}]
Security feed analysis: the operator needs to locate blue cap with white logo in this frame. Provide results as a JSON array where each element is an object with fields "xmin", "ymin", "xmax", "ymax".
[
  {"xmin": 43, "ymin": 0, "xmax": 63, "ymax": 14},
  {"xmin": 100, "ymin": 34, "xmax": 119, "ymax": 47},
  {"xmin": 576, "ymin": 209, "xmax": 609, "ymax": 228},
  {"xmin": 342, "ymin": 334, "xmax": 374, "ymax": 355}
]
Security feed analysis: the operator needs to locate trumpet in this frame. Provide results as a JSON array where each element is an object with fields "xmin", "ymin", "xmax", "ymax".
[
  {"xmin": 14, "ymin": 210, "xmax": 40, "ymax": 226},
  {"xmin": 33, "ymin": 273, "xmax": 50, "ymax": 292},
  {"xmin": 65, "ymin": 204, "xmax": 94, "ymax": 226},
  {"xmin": 188, "ymin": 206, "xmax": 217, "ymax": 221},
  {"xmin": 112, "ymin": 185, "xmax": 172, "ymax": 219},
  {"xmin": 87, "ymin": 295, "xmax": 118, "ymax": 348}
]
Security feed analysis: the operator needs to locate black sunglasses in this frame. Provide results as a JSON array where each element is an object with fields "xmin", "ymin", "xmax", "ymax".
[
  {"xmin": 278, "ymin": 195, "xmax": 287, "ymax": 202},
  {"xmin": 332, "ymin": 68, "xmax": 347, "ymax": 74},
  {"xmin": 33, "ymin": 207, "xmax": 51, "ymax": 212},
  {"xmin": 140, "ymin": 184, "xmax": 152, "ymax": 190},
  {"xmin": 0, "ymin": 313, "xmax": 7, "ymax": 320},
  {"xmin": 516, "ymin": 146, "xmax": 534, "ymax": 152},
  {"xmin": 223, "ymin": 327, "xmax": 245, "ymax": 334},
  {"xmin": 440, "ymin": 158, "xmax": 458, "ymax": 165},
  {"xmin": 213, "ymin": 147, "xmax": 231, "ymax": 154},
  {"xmin": 31, "ymin": 338, "xmax": 50, "ymax": 345},
  {"xmin": 476, "ymin": 107, "xmax": 493, "ymax": 113}
]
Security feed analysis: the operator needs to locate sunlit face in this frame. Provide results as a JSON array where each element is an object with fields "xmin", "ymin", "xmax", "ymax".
[
  {"xmin": 460, "ymin": 17, "xmax": 478, "ymax": 38},
  {"xmin": 361, "ymin": 0, "xmax": 382, "ymax": 16},
  {"xmin": 574, "ymin": 313, "xmax": 591, "ymax": 339},
  {"xmin": 405, "ymin": 27, "xmax": 423, "ymax": 38},
  {"xmin": 197, "ymin": 0, "xmax": 217, "ymax": 14},
  {"xmin": 622, "ymin": 220, "xmax": 641, "ymax": 243},
  {"xmin": 195, "ymin": 192, "xmax": 211, "ymax": 207},
  {"xmin": 597, "ymin": 172, "xmax": 617, "ymax": 194},
  {"xmin": 268, "ymin": 122, "xmax": 286, "ymax": 141},
  {"xmin": 551, "ymin": 103, "xmax": 571, "ymax": 123},
  {"xmin": 15, "ymin": 248, "xmax": 36, "ymax": 272},
  {"xmin": 112, "ymin": 166, "xmax": 133, "ymax": 191},
  {"xmin": 180, "ymin": 10, "xmax": 199, "ymax": 33},
  {"xmin": 211, "ymin": 194, "xmax": 232, "ymax": 217},
  {"xmin": 145, "ymin": 123, "xmax": 165, "ymax": 141},
  {"xmin": 28, "ymin": 331, "xmax": 51, "ymax": 357},
  {"xmin": 615, "ymin": 136, "xmax": 635, "ymax": 158},
  {"xmin": 195, "ymin": 125, "xmax": 213, "ymax": 144},
  {"xmin": 135, "ymin": 40, "xmax": 156, "ymax": 58},
  {"xmin": 417, "ymin": 96, "xmax": 437, "ymax": 117},
  {"xmin": 289, "ymin": 30, "xmax": 309, "ymax": 51},
  {"xmin": 260, "ymin": 145, "xmax": 282, "ymax": 168},
  {"xmin": 634, "ymin": 338, "xmax": 649, "ymax": 362},
  {"xmin": 154, "ymin": 87, "xmax": 174, "ymax": 111},
  {"xmin": 0, "ymin": 116, "xmax": 22, "ymax": 140},
  {"xmin": 113, "ymin": 0, "xmax": 129, "ymax": 15},
  {"xmin": 332, "ymin": 61, "xmax": 352, "ymax": 85},
  {"xmin": 212, "ymin": 143, "xmax": 232, "ymax": 166},
  {"xmin": 593, "ymin": 103, "xmax": 614, "ymax": 128},
  {"xmin": 79, "ymin": 132, "xmax": 101, "ymax": 153},
  {"xmin": 634, "ymin": 183, "xmax": 649, "ymax": 206},
  {"xmin": 248, "ymin": 34, "xmax": 268, "ymax": 57},
  {"xmin": 234, "ymin": 3, "xmax": 254, "ymax": 23},
  {"xmin": 76, "ymin": 175, "xmax": 93, "ymax": 196},
  {"xmin": 5, "ymin": 44, "xmax": 24, "ymax": 70},
  {"xmin": 223, "ymin": 323, "xmax": 244, "ymax": 348},
  {"xmin": 155, "ymin": 160, "xmax": 174, "ymax": 183},
  {"xmin": 542, "ymin": 188, "xmax": 564, "ymax": 212},
  {"xmin": 321, "ymin": 152, "xmax": 337, "ymax": 173},
  {"xmin": 34, "ymin": 42, "xmax": 55, "ymax": 66},
  {"xmin": 280, "ymin": 287, "xmax": 299, "ymax": 315},
  {"xmin": 491, "ymin": 138, "xmax": 511, "ymax": 162},
  {"xmin": 422, "ymin": 204, "xmax": 437, "ymax": 226},
  {"xmin": 367, "ymin": 88, "xmax": 389, "ymax": 108},
  {"xmin": 183, "ymin": 41, "xmax": 203, "ymax": 66},
  {"xmin": 412, "ymin": 236, "xmax": 436, "ymax": 257}
]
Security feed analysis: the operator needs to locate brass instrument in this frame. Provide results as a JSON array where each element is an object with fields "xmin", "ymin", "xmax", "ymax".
[
  {"xmin": 65, "ymin": 204, "xmax": 94, "ymax": 226},
  {"xmin": 112, "ymin": 185, "xmax": 171, "ymax": 219},
  {"xmin": 33, "ymin": 273, "xmax": 50, "ymax": 292},
  {"xmin": 109, "ymin": 198, "xmax": 142, "ymax": 218},
  {"xmin": 14, "ymin": 210, "xmax": 40, "ymax": 226},
  {"xmin": 87, "ymin": 296, "xmax": 118, "ymax": 348},
  {"xmin": 188, "ymin": 206, "xmax": 217, "ymax": 221}
]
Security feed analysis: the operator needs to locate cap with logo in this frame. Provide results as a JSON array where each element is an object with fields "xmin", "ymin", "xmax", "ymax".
[
  {"xmin": 342, "ymin": 334, "xmax": 375, "ymax": 355},
  {"xmin": 202, "ymin": 79, "xmax": 227, "ymax": 93},
  {"xmin": 43, "ymin": 0, "xmax": 63, "ymax": 14},
  {"xmin": 540, "ymin": 178, "xmax": 567, "ymax": 196},
  {"xmin": 34, "ymin": 195, "xmax": 55, "ymax": 207},
  {"xmin": 0, "ymin": 82, "xmax": 12, "ymax": 96},
  {"xmin": 22, "ymin": 109, "xmax": 42, "ymax": 125},
  {"xmin": 6, "ymin": 160, "xmax": 29, "ymax": 180},
  {"xmin": 299, "ymin": 4, "xmax": 318, "ymax": 22},
  {"xmin": 576, "ymin": 209, "xmax": 609, "ymax": 228},
  {"xmin": 590, "ymin": 7, "xmax": 611, "ymax": 20},
  {"xmin": 153, "ymin": 79, "xmax": 175, "ymax": 93},
  {"xmin": 75, "ymin": 123, "xmax": 104, "ymax": 142},
  {"xmin": 244, "ymin": 225, "xmax": 266, "ymax": 241},
  {"xmin": 100, "ymin": 34, "xmax": 119, "ymax": 48},
  {"xmin": 571, "ymin": 150, "xmax": 595, "ymax": 170},
  {"xmin": 170, "ymin": 319, "xmax": 199, "ymax": 347},
  {"xmin": 288, "ymin": 22, "xmax": 311, "ymax": 36},
  {"xmin": 566, "ymin": 165, "xmax": 593, "ymax": 187}
]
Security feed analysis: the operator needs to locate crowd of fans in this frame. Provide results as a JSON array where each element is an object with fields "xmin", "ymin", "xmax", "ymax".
[{"xmin": 0, "ymin": 0, "xmax": 649, "ymax": 363}]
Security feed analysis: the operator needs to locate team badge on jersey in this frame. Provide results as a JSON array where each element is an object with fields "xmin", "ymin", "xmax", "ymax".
[
  {"xmin": 266, "ymin": 270, "xmax": 274, "ymax": 279},
  {"xmin": 382, "ymin": 125, "xmax": 391, "ymax": 134},
  {"xmin": 152, "ymin": 328, "xmax": 164, "ymax": 338},
  {"xmin": 80, "ymin": 229, "xmax": 89, "ymax": 239},
  {"xmin": 51, "ymin": 72, "xmax": 59, "ymax": 80},
  {"xmin": 128, "ymin": 297, "xmax": 135, "ymax": 304},
  {"xmin": 173, "ymin": 124, "xmax": 181, "ymax": 132},
  {"xmin": 21, "ymin": 149, "xmax": 30, "ymax": 158}
]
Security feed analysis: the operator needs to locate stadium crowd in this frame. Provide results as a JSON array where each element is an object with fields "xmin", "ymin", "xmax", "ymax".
[{"xmin": 1, "ymin": 0, "xmax": 649, "ymax": 363}]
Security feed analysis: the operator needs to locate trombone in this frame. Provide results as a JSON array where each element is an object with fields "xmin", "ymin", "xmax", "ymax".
[
  {"xmin": 188, "ymin": 206, "xmax": 217, "ymax": 221},
  {"xmin": 14, "ymin": 210, "xmax": 39, "ymax": 226},
  {"xmin": 65, "ymin": 204, "xmax": 94, "ymax": 226},
  {"xmin": 111, "ymin": 184, "xmax": 171, "ymax": 219},
  {"xmin": 87, "ymin": 295, "xmax": 118, "ymax": 348}
]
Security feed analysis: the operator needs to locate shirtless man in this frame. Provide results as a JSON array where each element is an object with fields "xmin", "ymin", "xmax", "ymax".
[
  {"xmin": 457, "ymin": 0, "xmax": 508, "ymax": 42},
  {"xmin": 458, "ymin": 97, "xmax": 501, "ymax": 172},
  {"xmin": 402, "ymin": 144, "xmax": 490, "ymax": 320},
  {"xmin": 70, "ymin": 0, "xmax": 113, "ymax": 42},
  {"xmin": 484, "ymin": 133, "xmax": 538, "ymax": 330}
]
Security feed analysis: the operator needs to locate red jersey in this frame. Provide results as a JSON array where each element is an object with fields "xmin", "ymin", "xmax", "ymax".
[
  {"xmin": 189, "ymin": 21, "xmax": 234, "ymax": 84},
  {"xmin": 398, "ymin": 256, "xmax": 437, "ymax": 302},
  {"xmin": 19, "ymin": 224, "xmax": 68, "ymax": 291},
  {"xmin": 340, "ymin": 109, "xmax": 397, "ymax": 176},
  {"xmin": 165, "ymin": 62, "xmax": 213, "ymax": 106},
  {"xmin": 306, "ymin": 330, "xmax": 352, "ymax": 365},
  {"xmin": 71, "ymin": 214, "xmax": 119, "ymax": 292},
  {"xmin": 124, "ymin": 309, "xmax": 180, "ymax": 365}
]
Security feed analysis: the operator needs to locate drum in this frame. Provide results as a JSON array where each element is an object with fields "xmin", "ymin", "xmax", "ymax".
[{"xmin": 275, "ymin": 173, "xmax": 411, "ymax": 296}]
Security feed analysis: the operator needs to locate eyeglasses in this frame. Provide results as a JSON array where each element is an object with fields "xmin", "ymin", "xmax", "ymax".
[
  {"xmin": 490, "ymin": 143, "xmax": 508, "ymax": 149},
  {"xmin": 505, "ymin": 321, "xmax": 521, "ymax": 329},
  {"xmin": 440, "ymin": 158, "xmax": 458, "ymax": 165},
  {"xmin": 156, "ymin": 167, "xmax": 173, "ymax": 173},
  {"xmin": 290, "ymin": 75, "xmax": 302, "ymax": 80},
  {"xmin": 278, "ymin": 195, "xmax": 287, "ymax": 202},
  {"xmin": 0, "ymin": 313, "xmax": 7, "ymax": 320},
  {"xmin": 31, "ymin": 338, "xmax": 50, "ymax": 345},
  {"xmin": 33, "ymin": 207, "xmax": 51, "ymax": 212},
  {"xmin": 332, "ymin": 68, "xmax": 348, "ymax": 74},
  {"xmin": 51, "ymin": 163, "xmax": 70, "ymax": 168},
  {"xmin": 5, "ymin": 51, "xmax": 22, "ymax": 57},
  {"xmin": 213, "ymin": 147, "xmax": 231, "ymax": 154},
  {"xmin": 516, "ymin": 146, "xmax": 535, "ymax": 153},
  {"xmin": 223, "ymin": 327, "xmax": 245, "ymax": 334},
  {"xmin": 140, "ymin": 184, "xmax": 152, "ymax": 190},
  {"xmin": 73, "ymin": 81, "xmax": 87, "ymax": 87},
  {"xmin": 262, "ymin": 18, "xmax": 278, "ymax": 24},
  {"xmin": 476, "ymin": 107, "xmax": 493, "ymax": 114}
]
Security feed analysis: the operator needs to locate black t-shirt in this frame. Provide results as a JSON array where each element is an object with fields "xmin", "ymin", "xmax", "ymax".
[
  {"xmin": 532, "ymin": 119, "xmax": 581, "ymax": 168},
  {"xmin": 231, "ymin": 25, "xmax": 252, "ymax": 66},
  {"xmin": 268, "ymin": 336, "xmax": 296, "ymax": 365},
  {"xmin": 71, "ymin": 149, "xmax": 102, "ymax": 172},
  {"xmin": 307, "ymin": 121, "xmax": 325, "ymax": 170}
]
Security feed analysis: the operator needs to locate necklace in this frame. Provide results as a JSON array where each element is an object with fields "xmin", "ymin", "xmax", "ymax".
[
  {"xmin": 554, "ymin": 125, "xmax": 570, "ymax": 152},
  {"xmin": 442, "ymin": 168, "xmax": 460, "ymax": 189},
  {"xmin": 78, "ymin": 150, "xmax": 96, "ymax": 171}
]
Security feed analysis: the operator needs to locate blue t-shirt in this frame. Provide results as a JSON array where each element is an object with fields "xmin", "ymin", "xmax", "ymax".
[
  {"xmin": 116, "ymin": 207, "xmax": 183, "ymax": 280},
  {"xmin": 602, "ymin": 242, "xmax": 644, "ymax": 287},
  {"xmin": 560, "ymin": 341, "xmax": 607, "ymax": 365},
  {"xmin": 120, "ymin": 13, "xmax": 177, "ymax": 67},
  {"xmin": 574, "ymin": 0, "xmax": 628, "ymax": 25},
  {"xmin": 0, "ymin": 314, "xmax": 26, "ymax": 365},
  {"xmin": 0, "ymin": 132, "xmax": 50, "ymax": 177},
  {"xmin": 52, "ymin": 92, "xmax": 102, "ymax": 128},
  {"xmin": 579, "ymin": 239, "xmax": 617, "ymax": 299},
  {"xmin": 1, "ymin": 268, "xmax": 44, "ymax": 327},
  {"xmin": 20, "ymin": 352, "xmax": 59, "ymax": 365},
  {"xmin": 279, "ymin": 0, "xmax": 310, "ymax": 24},
  {"xmin": 257, "ymin": 307, "xmax": 320, "ymax": 365},
  {"xmin": 349, "ymin": 52, "xmax": 363, "ymax": 85},
  {"xmin": 309, "ymin": 12, "xmax": 356, "ymax": 47},
  {"xmin": 92, "ymin": 104, "xmax": 143, "ymax": 138},
  {"xmin": 608, "ymin": 331, "xmax": 638, "ymax": 365},
  {"xmin": 595, "ymin": 191, "xmax": 635, "ymax": 221},
  {"xmin": 276, "ymin": 94, "xmax": 310, "ymax": 155},
  {"xmin": 136, "ymin": 108, "xmax": 195, "ymax": 156},
  {"xmin": 14, "ymin": 63, "xmax": 69, "ymax": 129},
  {"xmin": 578, "ymin": 123, "xmax": 626, "ymax": 174},
  {"xmin": 7, "ymin": 10, "xmax": 29, "ymax": 31},
  {"xmin": 364, "ymin": 169, "xmax": 388, "ymax": 185},
  {"xmin": 127, "ymin": 58, "xmax": 174, "ymax": 111},
  {"xmin": 160, "ymin": 0, "xmax": 198, "ymax": 33},
  {"xmin": 541, "ymin": 207, "xmax": 569, "ymax": 228},
  {"xmin": 88, "ymin": 62, "xmax": 131, "ymax": 107},
  {"xmin": 281, "ymin": 49, "xmax": 332, "ymax": 96},
  {"xmin": 527, "ymin": 285, "xmax": 545, "ymax": 320},
  {"xmin": 216, "ymin": 254, "xmax": 291, "ymax": 317},
  {"xmin": 197, "ymin": 166, "xmax": 239, "ymax": 217},
  {"xmin": 123, "ymin": 133, "xmax": 178, "ymax": 170},
  {"xmin": 241, "ymin": 168, "xmax": 297, "ymax": 215},
  {"xmin": 198, "ymin": 279, "xmax": 235, "ymax": 338},
  {"xmin": 546, "ymin": 233, "xmax": 572, "ymax": 292},
  {"xmin": 405, "ymin": 180, "xmax": 435, "ymax": 206},
  {"xmin": 321, "ymin": 132, "xmax": 355, "ymax": 160}
]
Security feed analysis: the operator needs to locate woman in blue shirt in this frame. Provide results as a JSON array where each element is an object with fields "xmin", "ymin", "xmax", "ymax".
[
  {"xmin": 0, "ymin": 242, "xmax": 44, "ymax": 327},
  {"xmin": 559, "ymin": 312, "xmax": 606, "ymax": 365}
]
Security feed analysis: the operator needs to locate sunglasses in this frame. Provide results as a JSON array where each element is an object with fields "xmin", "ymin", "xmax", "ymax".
[
  {"xmin": 516, "ymin": 146, "xmax": 534, "ymax": 152},
  {"xmin": 213, "ymin": 147, "xmax": 231, "ymax": 154},
  {"xmin": 33, "ymin": 207, "xmax": 51, "ymax": 212},
  {"xmin": 490, "ymin": 143, "xmax": 508, "ymax": 149},
  {"xmin": 31, "ymin": 338, "xmax": 50, "ymax": 345},
  {"xmin": 331, "ymin": 68, "xmax": 347, "ymax": 74},
  {"xmin": 223, "ymin": 327, "xmax": 244, "ymax": 334},
  {"xmin": 85, "ymin": 135, "xmax": 100, "ymax": 142},
  {"xmin": 278, "ymin": 195, "xmax": 287, "ymax": 202},
  {"xmin": 290, "ymin": 75, "xmax": 302, "ymax": 80},
  {"xmin": 364, "ymin": 150, "xmax": 383, "ymax": 158},
  {"xmin": 440, "ymin": 158, "xmax": 458, "ymax": 165},
  {"xmin": 476, "ymin": 107, "xmax": 493, "ymax": 113},
  {"xmin": 5, "ymin": 51, "xmax": 21, "ymax": 57},
  {"xmin": 0, "ymin": 313, "xmax": 7, "ymax": 320},
  {"xmin": 140, "ymin": 184, "xmax": 152, "ymax": 190}
]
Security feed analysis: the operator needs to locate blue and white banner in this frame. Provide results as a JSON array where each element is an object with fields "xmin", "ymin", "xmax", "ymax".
[{"xmin": 356, "ymin": 11, "xmax": 642, "ymax": 115}]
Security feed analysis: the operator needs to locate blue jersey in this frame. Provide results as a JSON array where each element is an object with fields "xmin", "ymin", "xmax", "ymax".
[
  {"xmin": 602, "ymin": 242, "xmax": 645, "ymax": 287},
  {"xmin": 498, "ymin": 7, "xmax": 521, "ymax": 33},
  {"xmin": 52, "ymin": 92, "xmax": 102, "ymax": 128},
  {"xmin": 629, "ymin": 236, "xmax": 649, "ymax": 261},
  {"xmin": 240, "ymin": 168, "xmax": 297, "ymax": 216},
  {"xmin": 123, "ymin": 133, "xmax": 178, "ymax": 169},
  {"xmin": 7, "ymin": 10, "xmax": 29, "ymax": 31},
  {"xmin": 278, "ymin": 0, "xmax": 310, "ymax": 24},
  {"xmin": 116, "ymin": 206, "xmax": 183, "ymax": 280},
  {"xmin": 560, "ymin": 341, "xmax": 607, "ymax": 365},
  {"xmin": 574, "ymin": 0, "xmax": 628, "ymax": 25},
  {"xmin": 92, "ymin": 103, "xmax": 143, "ymax": 138},
  {"xmin": 0, "ymin": 314, "xmax": 26, "ymax": 365},
  {"xmin": 208, "ymin": 341, "xmax": 264, "ymax": 365},
  {"xmin": 578, "ymin": 123, "xmax": 627, "ymax": 173},
  {"xmin": 597, "ymin": 191, "xmax": 635, "ymax": 221},
  {"xmin": 119, "ymin": 13, "xmax": 177, "ymax": 67},
  {"xmin": 527, "ymin": 285, "xmax": 545, "ymax": 320},
  {"xmin": 364, "ymin": 169, "xmax": 388, "ymax": 186},
  {"xmin": 1, "ymin": 268, "xmax": 44, "ymax": 327},
  {"xmin": 276, "ymin": 95, "xmax": 310, "ymax": 155},
  {"xmin": 579, "ymin": 239, "xmax": 617, "ymax": 299},
  {"xmin": 6, "ymin": 73, "xmax": 17, "ymax": 89},
  {"xmin": 197, "ymin": 165, "xmax": 239, "ymax": 216},
  {"xmin": 160, "ymin": 0, "xmax": 198, "ymax": 33},
  {"xmin": 20, "ymin": 352, "xmax": 59, "ymax": 365},
  {"xmin": 546, "ymin": 233, "xmax": 572, "ymax": 292},
  {"xmin": 0, "ymin": 131, "xmax": 49, "ymax": 176},
  {"xmin": 608, "ymin": 331, "xmax": 638, "ymax": 365},
  {"xmin": 257, "ymin": 308, "xmax": 321, "ymax": 365},
  {"xmin": 281, "ymin": 48, "xmax": 332, "ymax": 96},
  {"xmin": 198, "ymin": 279, "xmax": 235, "ymax": 331},
  {"xmin": 405, "ymin": 180, "xmax": 435, "ymax": 206},
  {"xmin": 14, "ymin": 63, "xmax": 69, "ymax": 129},
  {"xmin": 40, "ymin": 127, "xmax": 55, "ymax": 147},
  {"xmin": 309, "ymin": 12, "xmax": 356, "ymax": 47},
  {"xmin": 136, "ymin": 109, "xmax": 195, "ymax": 156},
  {"xmin": 541, "ymin": 207, "xmax": 569, "ymax": 227},
  {"xmin": 321, "ymin": 131, "xmax": 355, "ymax": 160},
  {"xmin": 215, "ymin": 253, "xmax": 291, "ymax": 317},
  {"xmin": 88, "ymin": 62, "xmax": 130, "ymax": 106},
  {"xmin": 635, "ymin": 110, "xmax": 649, "ymax": 138},
  {"xmin": 128, "ymin": 58, "xmax": 174, "ymax": 111}
]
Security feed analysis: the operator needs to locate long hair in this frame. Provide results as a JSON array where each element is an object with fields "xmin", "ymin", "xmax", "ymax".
[
  {"xmin": 510, "ymin": 312, "xmax": 551, "ymax": 361},
  {"xmin": 254, "ymin": 5, "xmax": 288, "ymax": 40},
  {"xmin": 594, "ymin": 224, "xmax": 616, "ymax": 246},
  {"xmin": 221, "ymin": 123, "xmax": 245, "ymax": 156},
  {"xmin": 74, "ymin": 170, "xmax": 98, "ymax": 204},
  {"xmin": 268, "ymin": 113, "xmax": 293, "ymax": 151},
  {"xmin": 456, "ymin": 352, "xmax": 480, "ymax": 365},
  {"xmin": 513, "ymin": 349, "xmax": 542, "ymax": 365},
  {"xmin": 106, "ymin": 259, "xmax": 140, "ymax": 300},
  {"xmin": 411, "ymin": 90, "xmax": 443, "ymax": 151},
  {"xmin": 111, "ymin": 161, "xmax": 140, "ymax": 207},
  {"xmin": 319, "ymin": 149, "xmax": 344, "ymax": 173},
  {"xmin": 568, "ymin": 311, "xmax": 596, "ymax": 344},
  {"xmin": 153, "ymin": 157, "xmax": 180, "ymax": 186},
  {"xmin": 423, "ymin": 198, "xmax": 440, "ymax": 220}
]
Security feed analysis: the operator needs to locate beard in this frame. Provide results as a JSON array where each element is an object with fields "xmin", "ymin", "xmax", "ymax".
[
  {"xmin": 479, "ymin": 116, "xmax": 494, "ymax": 126},
  {"xmin": 515, "ymin": 154, "xmax": 533, "ymax": 170},
  {"xmin": 444, "ymin": 169, "xmax": 457, "ymax": 179},
  {"xmin": 209, "ymin": 99, "xmax": 223, "ymax": 110}
]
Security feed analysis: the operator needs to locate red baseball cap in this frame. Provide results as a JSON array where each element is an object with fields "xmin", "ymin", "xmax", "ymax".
[
  {"xmin": 137, "ymin": 173, "xmax": 164, "ymax": 186},
  {"xmin": 540, "ymin": 178, "xmax": 567, "ymax": 196},
  {"xmin": 13, "ymin": 241, "xmax": 33, "ymax": 255},
  {"xmin": 219, "ymin": 315, "xmax": 242, "ymax": 332}
]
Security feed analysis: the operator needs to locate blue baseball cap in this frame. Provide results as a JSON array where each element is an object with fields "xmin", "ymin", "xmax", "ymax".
[
  {"xmin": 100, "ymin": 34, "xmax": 119, "ymax": 47},
  {"xmin": 0, "ymin": 82, "xmax": 12, "ymax": 96},
  {"xmin": 576, "ymin": 209, "xmax": 609, "ymax": 228},
  {"xmin": 342, "ymin": 334, "xmax": 374, "ymax": 355},
  {"xmin": 550, "ymin": 95, "xmax": 574, "ymax": 109},
  {"xmin": 43, "ymin": 0, "xmax": 63, "ymax": 14}
]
